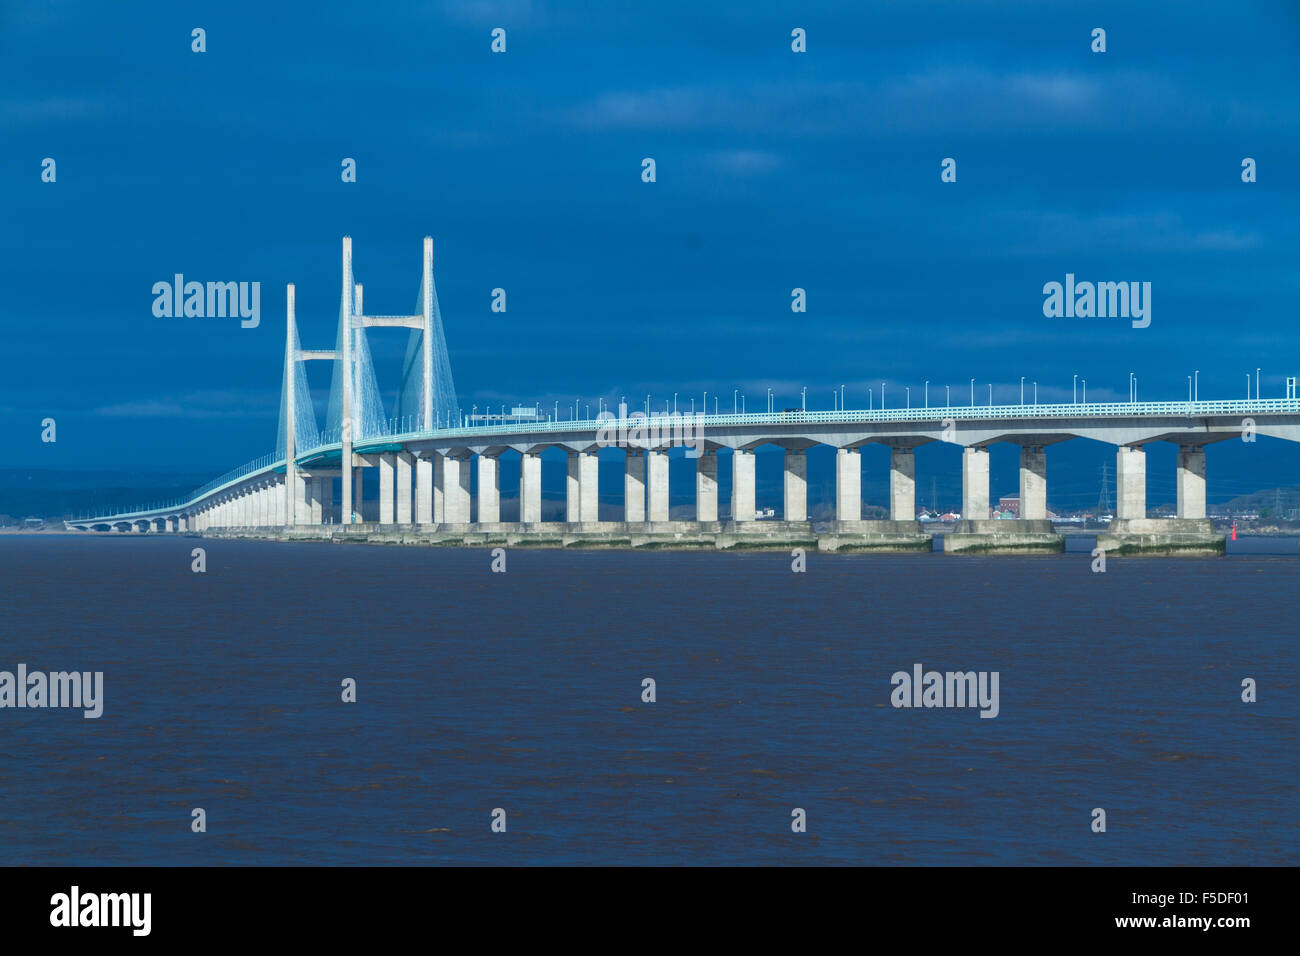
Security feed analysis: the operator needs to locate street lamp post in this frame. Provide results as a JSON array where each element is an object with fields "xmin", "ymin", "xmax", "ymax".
[
  {"xmin": 970, "ymin": 378, "xmax": 974, "ymax": 406},
  {"xmin": 946, "ymin": 384, "xmax": 950, "ymax": 407},
  {"xmin": 801, "ymin": 387, "xmax": 806, "ymax": 411},
  {"xmin": 1020, "ymin": 376, "xmax": 1024, "ymax": 405},
  {"xmin": 1194, "ymin": 370, "xmax": 1199, "ymax": 401},
  {"xmin": 924, "ymin": 380, "xmax": 928, "ymax": 407},
  {"xmin": 1256, "ymin": 368, "xmax": 1261, "ymax": 400},
  {"xmin": 1073, "ymin": 374, "xmax": 1077, "ymax": 404},
  {"xmin": 733, "ymin": 388, "xmax": 738, "ymax": 414}
]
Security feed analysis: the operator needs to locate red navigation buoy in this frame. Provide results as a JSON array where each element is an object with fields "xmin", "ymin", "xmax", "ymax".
[{"xmin": 1231, "ymin": 522, "xmax": 1237, "ymax": 541}]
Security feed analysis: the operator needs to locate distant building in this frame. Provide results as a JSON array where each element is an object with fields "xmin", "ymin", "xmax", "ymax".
[{"xmin": 997, "ymin": 495, "xmax": 1020, "ymax": 517}]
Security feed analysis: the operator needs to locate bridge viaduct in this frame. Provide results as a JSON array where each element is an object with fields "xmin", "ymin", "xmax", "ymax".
[{"xmin": 70, "ymin": 238, "xmax": 1300, "ymax": 555}]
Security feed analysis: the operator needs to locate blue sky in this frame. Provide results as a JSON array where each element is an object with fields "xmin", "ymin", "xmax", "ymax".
[{"xmin": 3, "ymin": 0, "xmax": 1299, "ymax": 484}]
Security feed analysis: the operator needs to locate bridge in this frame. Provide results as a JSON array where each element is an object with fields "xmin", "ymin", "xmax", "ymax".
[{"xmin": 71, "ymin": 237, "xmax": 1300, "ymax": 554}]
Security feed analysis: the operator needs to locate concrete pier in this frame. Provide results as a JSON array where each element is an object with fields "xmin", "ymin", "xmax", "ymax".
[
  {"xmin": 647, "ymin": 450, "xmax": 669, "ymax": 522},
  {"xmin": 579, "ymin": 451, "xmax": 599, "ymax": 523},
  {"xmin": 432, "ymin": 453, "xmax": 445, "ymax": 523},
  {"xmin": 1100, "ymin": 444, "xmax": 1223, "ymax": 554},
  {"xmin": 443, "ymin": 455, "xmax": 471, "ymax": 524},
  {"xmin": 782, "ymin": 449, "xmax": 807, "ymax": 522},
  {"xmin": 731, "ymin": 448, "xmax": 755, "ymax": 521},
  {"xmin": 625, "ymin": 450, "xmax": 646, "ymax": 522},
  {"xmin": 477, "ymin": 454, "xmax": 500, "ymax": 524},
  {"xmin": 1176, "ymin": 445, "xmax": 1206, "ymax": 519},
  {"xmin": 396, "ymin": 452, "xmax": 413, "ymax": 524},
  {"xmin": 1019, "ymin": 445, "xmax": 1047, "ymax": 520},
  {"xmin": 379, "ymin": 454, "xmax": 395, "ymax": 524},
  {"xmin": 962, "ymin": 446, "xmax": 989, "ymax": 519},
  {"xmin": 520, "ymin": 452, "xmax": 542, "ymax": 523},
  {"xmin": 889, "ymin": 446, "xmax": 915, "ymax": 521},
  {"xmin": 945, "ymin": 443, "xmax": 1063, "ymax": 553},
  {"xmin": 565, "ymin": 453, "xmax": 581, "ymax": 522},
  {"xmin": 835, "ymin": 447, "xmax": 861, "ymax": 521},
  {"xmin": 695, "ymin": 451, "xmax": 717, "ymax": 522},
  {"xmin": 416, "ymin": 455, "xmax": 433, "ymax": 524}
]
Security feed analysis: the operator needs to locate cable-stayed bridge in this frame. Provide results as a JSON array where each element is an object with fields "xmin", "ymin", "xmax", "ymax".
[{"xmin": 70, "ymin": 237, "xmax": 1300, "ymax": 554}]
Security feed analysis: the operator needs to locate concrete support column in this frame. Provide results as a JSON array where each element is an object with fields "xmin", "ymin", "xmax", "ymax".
[
  {"xmin": 353, "ymin": 466, "xmax": 365, "ymax": 523},
  {"xmin": 1177, "ymin": 445, "xmax": 1207, "ymax": 520},
  {"xmin": 477, "ymin": 455, "xmax": 500, "ymax": 523},
  {"xmin": 396, "ymin": 452, "xmax": 413, "ymax": 524},
  {"xmin": 835, "ymin": 447, "xmax": 861, "ymax": 521},
  {"xmin": 415, "ymin": 455, "xmax": 434, "ymax": 524},
  {"xmin": 321, "ymin": 477, "xmax": 333, "ymax": 524},
  {"xmin": 292, "ymin": 474, "xmax": 309, "ymax": 526},
  {"xmin": 519, "ymin": 452, "xmax": 542, "ymax": 523},
  {"xmin": 1116, "ymin": 445, "xmax": 1146, "ymax": 521},
  {"xmin": 379, "ymin": 454, "xmax": 395, "ymax": 525},
  {"xmin": 647, "ymin": 450, "xmax": 670, "ymax": 522},
  {"xmin": 695, "ymin": 451, "xmax": 718, "ymax": 522},
  {"xmin": 432, "ymin": 453, "xmax": 445, "ymax": 523},
  {"xmin": 962, "ymin": 446, "xmax": 990, "ymax": 520},
  {"xmin": 566, "ymin": 453, "xmax": 582, "ymax": 522},
  {"xmin": 782, "ymin": 450, "xmax": 807, "ymax": 522},
  {"xmin": 625, "ymin": 450, "xmax": 646, "ymax": 522},
  {"xmin": 273, "ymin": 479, "xmax": 285, "ymax": 525},
  {"xmin": 890, "ymin": 447, "xmax": 915, "ymax": 521},
  {"xmin": 579, "ymin": 452, "xmax": 599, "ymax": 522},
  {"xmin": 443, "ymin": 456, "xmax": 471, "ymax": 523},
  {"xmin": 731, "ymin": 449, "xmax": 756, "ymax": 521},
  {"xmin": 1019, "ymin": 445, "xmax": 1047, "ymax": 520}
]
